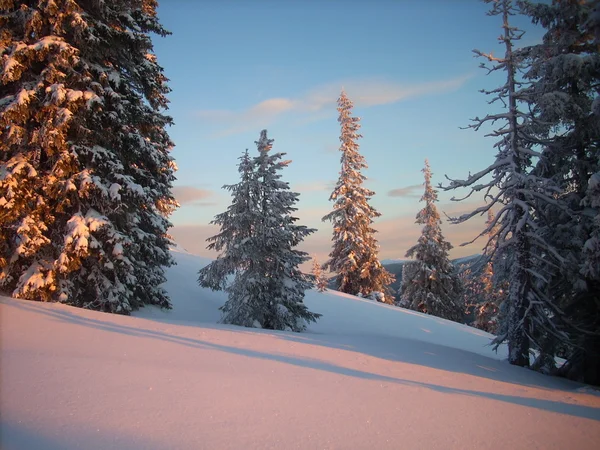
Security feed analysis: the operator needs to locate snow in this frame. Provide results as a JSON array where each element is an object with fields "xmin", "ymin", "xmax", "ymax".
[
  {"xmin": 109, "ymin": 183, "xmax": 122, "ymax": 201},
  {"xmin": 1, "ymin": 247, "xmax": 600, "ymax": 449}
]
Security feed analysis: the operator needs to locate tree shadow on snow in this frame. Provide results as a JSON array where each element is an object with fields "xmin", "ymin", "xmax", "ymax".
[
  {"xmin": 279, "ymin": 331, "xmax": 573, "ymax": 391},
  {"xmin": 0, "ymin": 417, "xmax": 167, "ymax": 450},
  {"xmin": 5, "ymin": 299, "xmax": 600, "ymax": 422}
]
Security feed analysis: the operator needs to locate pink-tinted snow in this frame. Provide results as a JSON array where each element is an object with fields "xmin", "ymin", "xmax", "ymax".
[{"xmin": 1, "ymin": 249, "xmax": 599, "ymax": 449}]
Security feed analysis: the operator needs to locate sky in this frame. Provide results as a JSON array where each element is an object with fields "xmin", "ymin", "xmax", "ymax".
[{"xmin": 152, "ymin": 0, "xmax": 545, "ymax": 264}]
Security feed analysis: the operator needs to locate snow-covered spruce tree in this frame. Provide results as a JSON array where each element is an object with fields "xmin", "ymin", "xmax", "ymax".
[
  {"xmin": 444, "ymin": 0, "xmax": 568, "ymax": 367},
  {"xmin": 322, "ymin": 90, "xmax": 394, "ymax": 303},
  {"xmin": 517, "ymin": 0, "xmax": 600, "ymax": 381},
  {"xmin": 199, "ymin": 130, "xmax": 321, "ymax": 331},
  {"xmin": 400, "ymin": 160, "xmax": 464, "ymax": 322},
  {"xmin": 311, "ymin": 255, "xmax": 328, "ymax": 292},
  {"xmin": 0, "ymin": 1, "xmax": 176, "ymax": 312}
]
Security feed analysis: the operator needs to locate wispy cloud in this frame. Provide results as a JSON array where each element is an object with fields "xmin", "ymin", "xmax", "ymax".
[
  {"xmin": 320, "ymin": 73, "xmax": 473, "ymax": 108},
  {"xmin": 293, "ymin": 180, "xmax": 336, "ymax": 193},
  {"xmin": 197, "ymin": 73, "xmax": 474, "ymax": 137},
  {"xmin": 172, "ymin": 186, "xmax": 216, "ymax": 207},
  {"xmin": 197, "ymin": 98, "xmax": 295, "ymax": 138},
  {"xmin": 388, "ymin": 184, "xmax": 423, "ymax": 198}
]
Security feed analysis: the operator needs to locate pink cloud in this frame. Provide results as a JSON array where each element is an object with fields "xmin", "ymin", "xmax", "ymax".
[
  {"xmin": 172, "ymin": 186, "xmax": 215, "ymax": 206},
  {"xmin": 195, "ymin": 73, "xmax": 474, "ymax": 137},
  {"xmin": 388, "ymin": 184, "xmax": 423, "ymax": 198}
]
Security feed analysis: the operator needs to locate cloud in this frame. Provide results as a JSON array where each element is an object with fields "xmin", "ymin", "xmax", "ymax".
[
  {"xmin": 172, "ymin": 186, "xmax": 215, "ymax": 206},
  {"xmin": 252, "ymin": 98, "xmax": 295, "ymax": 116},
  {"xmin": 197, "ymin": 98, "xmax": 296, "ymax": 138},
  {"xmin": 388, "ymin": 184, "xmax": 423, "ymax": 198},
  {"xmin": 311, "ymin": 73, "xmax": 473, "ymax": 109},
  {"xmin": 293, "ymin": 181, "xmax": 335, "ymax": 193},
  {"xmin": 196, "ymin": 73, "xmax": 474, "ymax": 137}
]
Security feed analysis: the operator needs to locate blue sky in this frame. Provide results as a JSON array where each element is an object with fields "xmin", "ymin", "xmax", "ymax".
[{"xmin": 153, "ymin": 0, "xmax": 545, "ymax": 263}]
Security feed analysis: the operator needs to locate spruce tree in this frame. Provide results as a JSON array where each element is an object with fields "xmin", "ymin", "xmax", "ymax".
[
  {"xmin": 322, "ymin": 90, "xmax": 394, "ymax": 302},
  {"xmin": 400, "ymin": 160, "xmax": 464, "ymax": 322},
  {"xmin": 199, "ymin": 130, "xmax": 321, "ymax": 331},
  {"xmin": 444, "ymin": 0, "xmax": 568, "ymax": 367},
  {"xmin": 311, "ymin": 255, "xmax": 328, "ymax": 292},
  {"xmin": 518, "ymin": 0, "xmax": 600, "ymax": 381},
  {"xmin": 0, "ymin": 0, "xmax": 176, "ymax": 313}
]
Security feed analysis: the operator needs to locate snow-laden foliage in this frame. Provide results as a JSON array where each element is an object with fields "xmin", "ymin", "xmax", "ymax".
[
  {"xmin": 0, "ymin": 0, "xmax": 176, "ymax": 313},
  {"xmin": 198, "ymin": 130, "xmax": 321, "ymax": 332},
  {"xmin": 517, "ymin": 0, "xmax": 600, "ymax": 383},
  {"xmin": 311, "ymin": 255, "xmax": 328, "ymax": 292},
  {"xmin": 197, "ymin": 150, "xmax": 257, "ymax": 292},
  {"xmin": 400, "ymin": 160, "xmax": 464, "ymax": 323},
  {"xmin": 443, "ymin": 0, "xmax": 569, "ymax": 367},
  {"xmin": 462, "ymin": 211, "xmax": 508, "ymax": 334},
  {"xmin": 322, "ymin": 90, "xmax": 394, "ymax": 303}
]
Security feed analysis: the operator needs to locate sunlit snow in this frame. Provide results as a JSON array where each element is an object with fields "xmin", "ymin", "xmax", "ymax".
[{"xmin": 1, "ymin": 248, "xmax": 599, "ymax": 449}]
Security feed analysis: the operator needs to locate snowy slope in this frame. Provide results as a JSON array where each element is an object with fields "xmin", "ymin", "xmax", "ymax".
[{"xmin": 1, "ymin": 249, "xmax": 599, "ymax": 450}]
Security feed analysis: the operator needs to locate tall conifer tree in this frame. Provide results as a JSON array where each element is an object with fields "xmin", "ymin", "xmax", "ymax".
[
  {"xmin": 518, "ymin": 0, "xmax": 600, "ymax": 380},
  {"xmin": 400, "ymin": 160, "xmax": 463, "ymax": 322},
  {"xmin": 322, "ymin": 90, "xmax": 394, "ymax": 302},
  {"xmin": 444, "ymin": 0, "xmax": 568, "ymax": 367},
  {"xmin": 0, "ymin": 0, "xmax": 176, "ymax": 313}
]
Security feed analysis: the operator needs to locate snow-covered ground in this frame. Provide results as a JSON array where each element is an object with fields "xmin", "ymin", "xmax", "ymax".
[{"xmin": 2, "ymin": 248, "xmax": 599, "ymax": 449}]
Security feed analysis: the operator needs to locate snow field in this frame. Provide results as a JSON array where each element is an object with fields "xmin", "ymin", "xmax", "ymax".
[{"xmin": 1, "ymin": 248, "xmax": 599, "ymax": 449}]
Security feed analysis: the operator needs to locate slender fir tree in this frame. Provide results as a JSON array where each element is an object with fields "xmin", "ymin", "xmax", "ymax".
[
  {"xmin": 444, "ymin": 0, "xmax": 568, "ymax": 367},
  {"xmin": 0, "ymin": 0, "xmax": 176, "ymax": 313},
  {"xmin": 311, "ymin": 255, "xmax": 328, "ymax": 292},
  {"xmin": 400, "ymin": 160, "xmax": 464, "ymax": 322},
  {"xmin": 199, "ymin": 130, "xmax": 321, "ymax": 331},
  {"xmin": 322, "ymin": 90, "xmax": 394, "ymax": 302}
]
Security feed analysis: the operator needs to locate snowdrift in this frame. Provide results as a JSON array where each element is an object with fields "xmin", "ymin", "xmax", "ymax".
[{"xmin": 1, "ymin": 248, "xmax": 599, "ymax": 449}]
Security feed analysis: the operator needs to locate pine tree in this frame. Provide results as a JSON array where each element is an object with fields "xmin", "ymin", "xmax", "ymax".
[
  {"xmin": 311, "ymin": 255, "xmax": 328, "ymax": 292},
  {"xmin": 322, "ymin": 90, "xmax": 394, "ymax": 302},
  {"xmin": 517, "ymin": 0, "xmax": 600, "ymax": 381},
  {"xmin": 0, "ymin": 0, "xmax": 176, "ymax": 313},
  {"xmin": 444, "ymin": 0, "xmax": 568, "ymax": 367},
  {"xmin": 199, "ymin": 130, "xmax": 321, "ymax": 331},
  {"xmin": 400, "ymin": 160, "xmax": 464, "ymax": 322}
]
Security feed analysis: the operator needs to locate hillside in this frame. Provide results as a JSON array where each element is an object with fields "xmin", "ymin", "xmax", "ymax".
[{"xmin": 1, "ymin": 249, "xmax": 599, "ymax": 449}]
